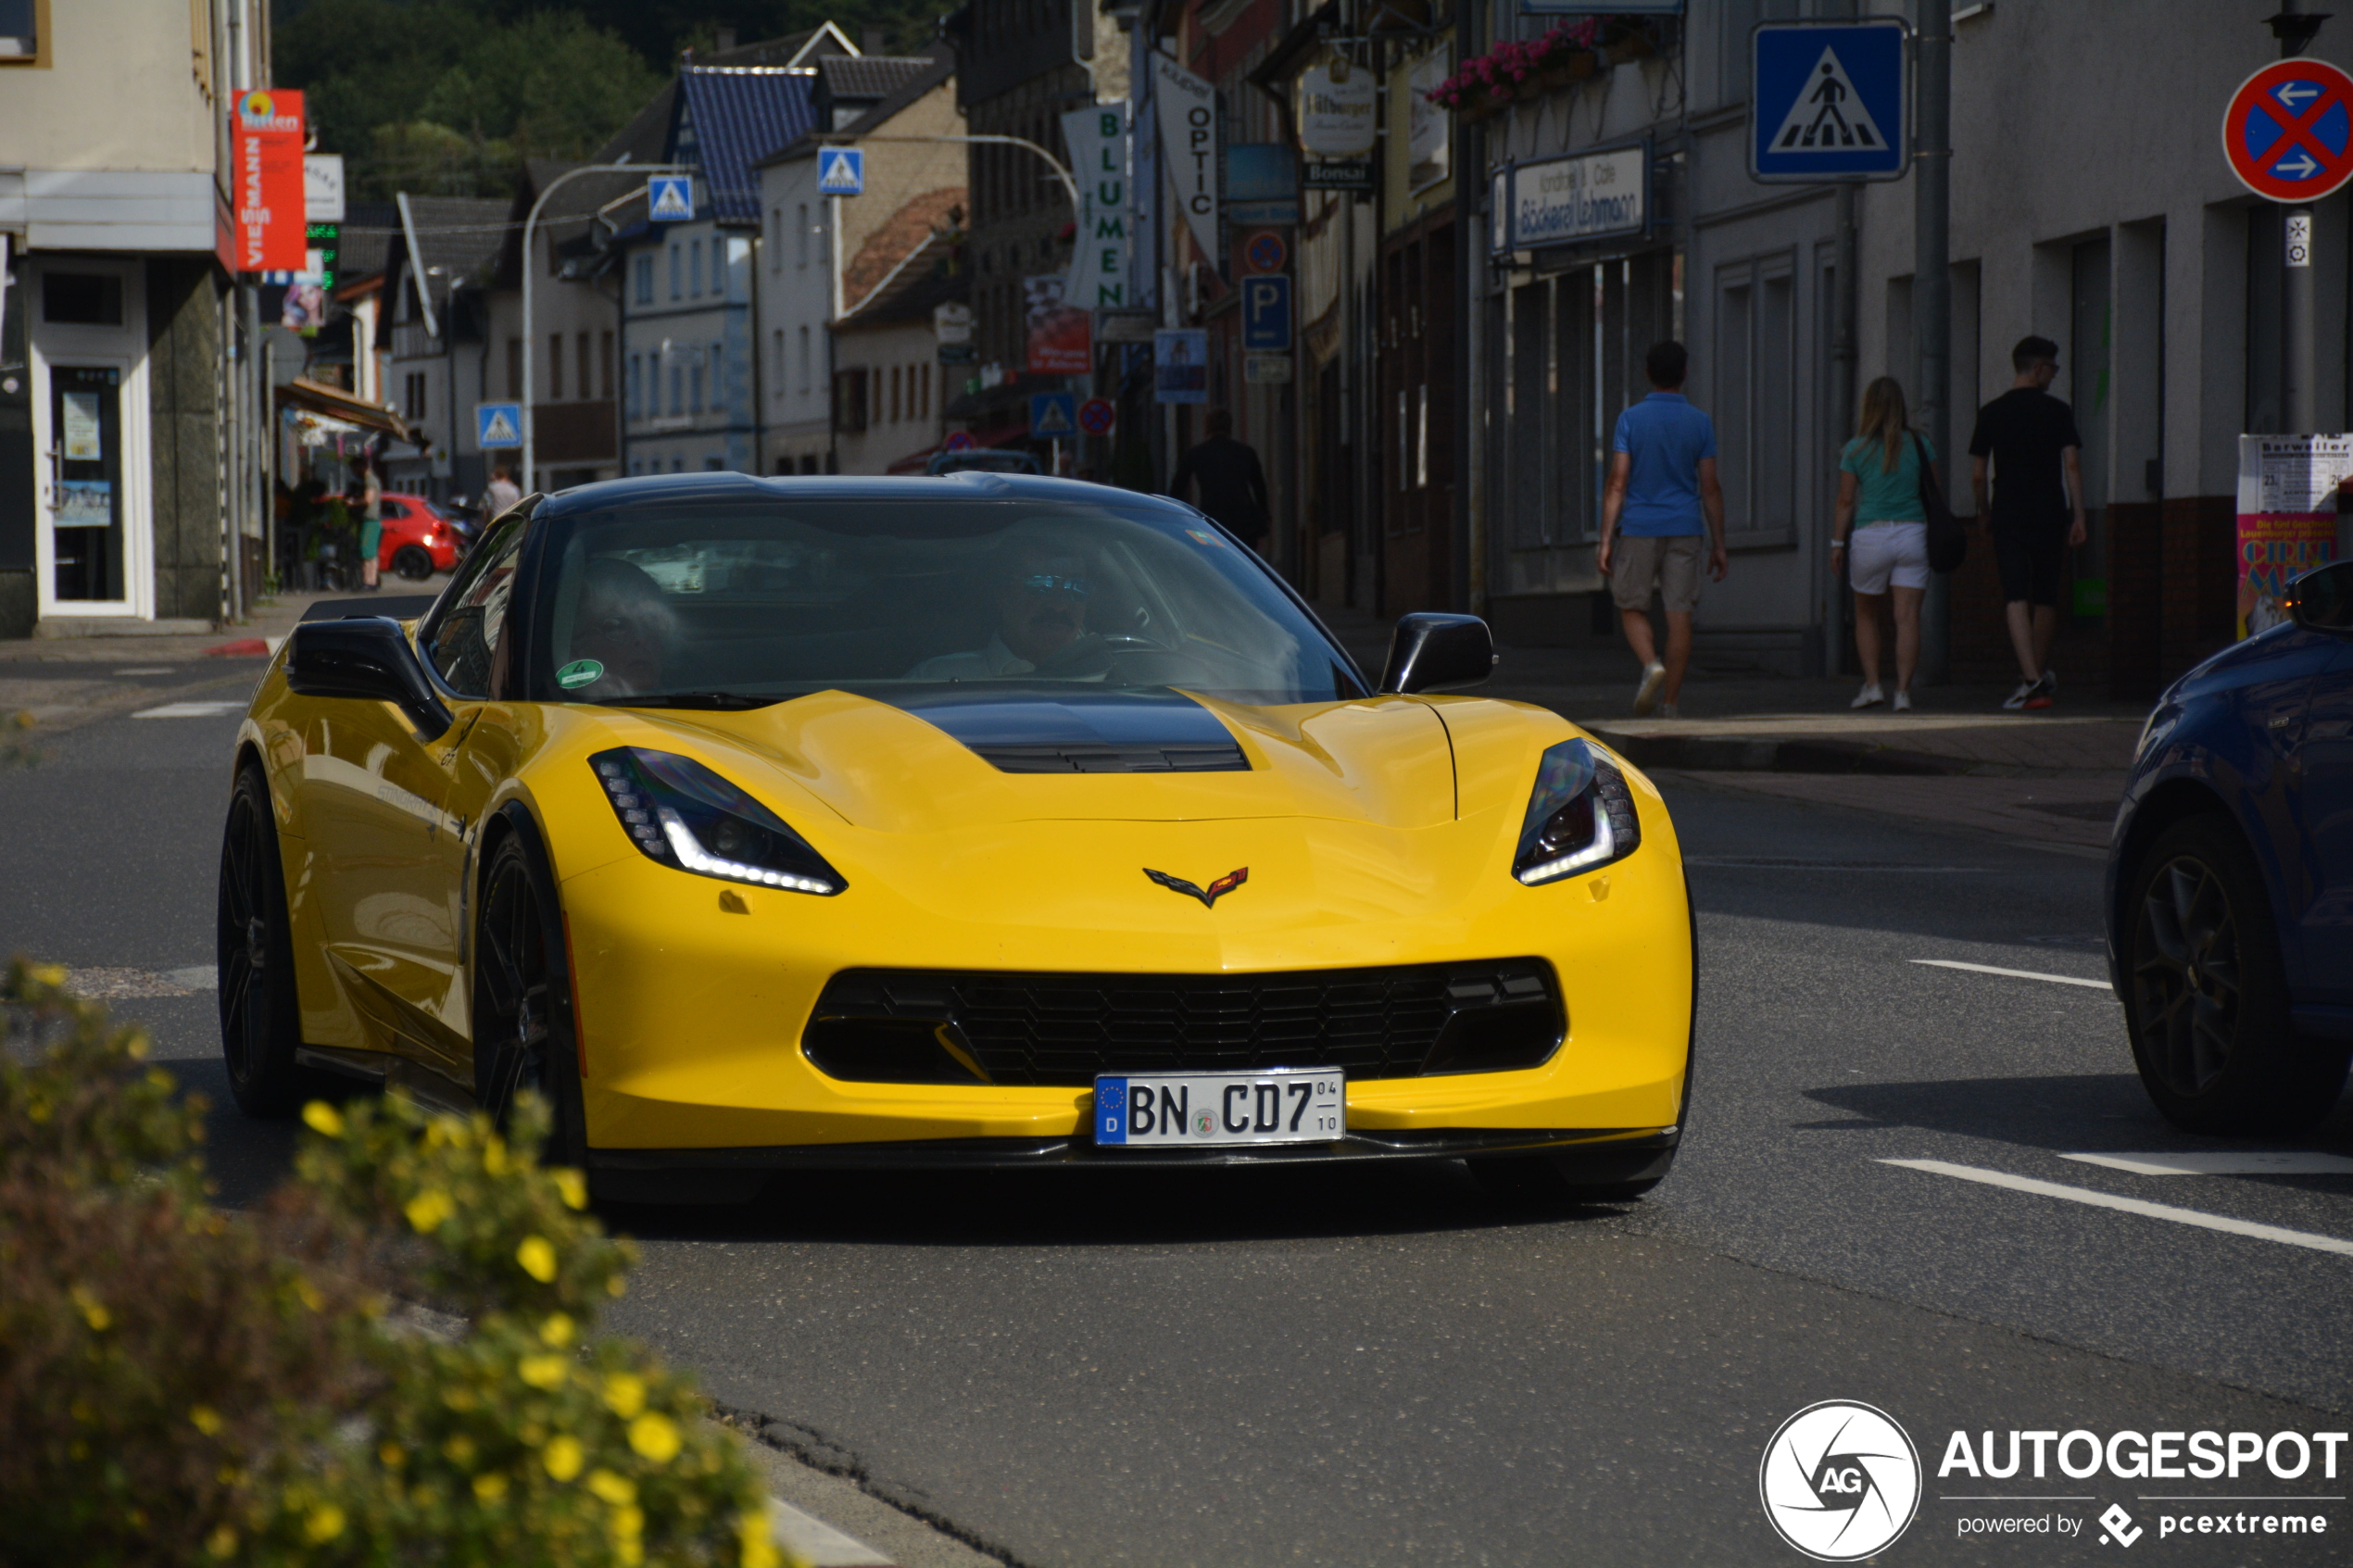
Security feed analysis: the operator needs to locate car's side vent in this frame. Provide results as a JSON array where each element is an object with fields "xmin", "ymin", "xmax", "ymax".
[{"xmin": 973, "ymin": 743, "xmax": 1250, "ymax": 773}]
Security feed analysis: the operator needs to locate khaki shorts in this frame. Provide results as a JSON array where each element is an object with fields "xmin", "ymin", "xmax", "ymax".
[{"xmin": 1610, "ymin": 533, "xmax": 1705, "ymax": 613}]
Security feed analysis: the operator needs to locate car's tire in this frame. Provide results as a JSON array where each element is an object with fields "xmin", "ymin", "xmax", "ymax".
[
  {"xmin": 472, "ymin": 824, "xmax": 588, "ymax": 1172},
  {"xmin": 391, "ymin": 545, "xmax": 434, "ymax": 581},
  {"xmin": 2122, "ymin": 815, "xmax": 2352, "ymax": 1134},
  {"xmin": 217, "ymin": 762, "xmax": 322, "ymax": 1116}
]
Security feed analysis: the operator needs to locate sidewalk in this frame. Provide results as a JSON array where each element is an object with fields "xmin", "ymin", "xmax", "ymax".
[{"xmin": 1315, "ymin": 602, "xmax": 2143, "ymax": 852}]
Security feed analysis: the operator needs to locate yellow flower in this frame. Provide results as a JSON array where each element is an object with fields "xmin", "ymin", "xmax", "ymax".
[
  {"xmin": 69, "ymin": 1286, "xmax": 110, "ymax": 1332},
  {"xmin": 613, "ymin": 1503, "xmax": 644, "ymax": 1539},
  {"xmin": 205, "ymin": 1524, "xmax": 238, "ymax": 1559},
  {"xmin": 303, "ymin": 1504, "xmax": 346, "ymax": 1543},
  {"xmin": 188, "ymin": 1406, "xmax": 223, "ymax": 1436},
  {"xmin": 518, "ymin": 1354, "xmax": 568, "ymax": 1390},
  {"xmin": 301, "ymin": 1100, "xmax": 345, "ymax": 1137},
  {"xmin": 627, "ymin": 1412, "xmax": 681, "ymax": 1464},
  {"xmin": 145, "ymin": 1068, "xmax": 174, "ymax": 1093},
  {"xmin": 443, "ymin": 1386, "xmax": 479, "ymax": 1411},
  {"xmin": 379, "ymin": 1441, "xmax": 405, "ymax": 1469},
  {"xmin": 292, "ymin": 1275, "xmax": 324, "ymax": 1312},
  {"xmin": 607, "ymin": 1273, "xmax": 627, "ymax": 1298},
  {"xmin": 554, "ymin": 1168, "xmax": 588, "ymax": 1210},
  {"xmin": 404, "ymin": 1188, "xmax": 455, "ymax": 1234},
  {"xmin": 585, "ymin": 1470, "xmax": 636, "ymax": 1508},
  {"xmin": 602, "ymin": 1372, "xmax": 646, "ymax": 1419},
  {"xmin": 443, "ymin": 1435, "xmax": 476, "ymax": 1465},
  {"xmin": 738, "ymin": 1507, "xmax": 780, "ymax": 1568},
  {"xmin": 516, "ymin": 1236, "xmax": 558, "ymax": 1283},
  {"xmin": 29, "ymin": 963, "xmax": 66, "ymax": 987},
  {"xmin": 543, "ymin": 1435, "xmax": 585, "ymax": 1482},
  {"xmin": 483, "ymin": 1135, "xmax": 510, "ymax": 1175},
  {"xmin": 472, "ymin": 1471, "xmax": 510, "ymax": 1503},
  {"xmin": 540, "ymin": 1311, "xmax": 575, "ymax": 1348}
]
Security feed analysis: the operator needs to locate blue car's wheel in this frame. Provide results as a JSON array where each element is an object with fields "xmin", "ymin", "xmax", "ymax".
[{"xmin": 2125, "ymin": 816, "xmax": 2350, "ymax": 1133}]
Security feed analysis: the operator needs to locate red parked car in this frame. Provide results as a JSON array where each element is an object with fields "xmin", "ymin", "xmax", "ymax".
[{"xmin": 376, "ymin": 493, "xmax": 464, "ymax": 581}]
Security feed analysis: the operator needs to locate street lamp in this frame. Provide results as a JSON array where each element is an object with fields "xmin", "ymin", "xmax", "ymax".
[
  {"xmin": 840, "ymin": 133, "xmax": 1079, "ymax": 207},
  {"xmin": 520, "ymin": 162, "xmax": 689, "ymax": 490}
]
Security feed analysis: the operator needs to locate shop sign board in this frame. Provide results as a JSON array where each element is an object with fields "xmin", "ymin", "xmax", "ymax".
[
  {"xmin": 232, "ymin": 88, "xmax": 307, "ymax": 272},
  {"xmin": 1502, "ymin": 144, "xmax": 1647, "ymax": 253}
]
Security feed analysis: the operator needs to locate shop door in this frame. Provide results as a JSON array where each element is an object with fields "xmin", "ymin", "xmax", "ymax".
[{"xmin": 46, "ymin": 365, "xmax": 126, "ymax": 603}]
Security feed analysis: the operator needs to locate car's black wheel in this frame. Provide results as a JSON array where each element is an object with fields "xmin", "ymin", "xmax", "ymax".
[
  {"xmin": 473, "ymin": 827, "xmax": 586, "ymax": 1170},
  {"xmin": 2123, "ymin": 816, "xmax": 2351, "ymax": 1134},
  {"xmin": 217, "ymin": 762, "xmax": 319, "ymax": 1116},
  {"xmin": 391, "ymin": 545, "xmax": 434, "ymax": 581}
]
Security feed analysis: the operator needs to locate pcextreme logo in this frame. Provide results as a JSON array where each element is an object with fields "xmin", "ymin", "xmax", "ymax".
[{"xmin": 1759, "ymin": 1400, "xmax": 1923, "ymax": 1562}]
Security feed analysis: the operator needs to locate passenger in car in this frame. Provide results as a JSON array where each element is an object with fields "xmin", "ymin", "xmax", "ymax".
[{"xmin": 568, "ymin": 558, "xmax": 676, "ymax": 696}]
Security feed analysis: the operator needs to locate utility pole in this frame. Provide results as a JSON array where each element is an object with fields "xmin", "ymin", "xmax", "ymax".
[
  {"xmin": 2274, "ymin": 0, "xmax": 2328, "ymax": 433},
  {"xmin": 1914, "ymin": 0, "xmax": 1953, "ymax": 684}
]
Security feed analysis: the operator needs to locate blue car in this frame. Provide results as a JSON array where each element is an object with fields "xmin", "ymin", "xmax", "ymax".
[{"xmin": 2108, "ymin": 558, "xmax": 2353, "ymax": 1132}]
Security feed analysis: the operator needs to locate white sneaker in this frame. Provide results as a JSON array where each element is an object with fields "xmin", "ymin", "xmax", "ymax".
[
  {"xmin": 2003, "ymin": 679, "xmax": 2037, "ymax": 710},
  {"xmin": 1850, "ymin": 684, "xmax": 1885, "ymax": 709},
  {"xmin": 1633, "ymin": 661, "xmax": 1667, "ymax": 716},
  {"xmin": 1657, "ymin": 701, "xmax": 1680, "ymax": 719},
  {"xmin": 1893, "ymin": 690, "xmax": 1912, "ymax": 712}
]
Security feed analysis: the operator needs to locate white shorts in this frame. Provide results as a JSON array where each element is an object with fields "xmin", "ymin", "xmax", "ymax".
[{"xmin": 1848, "ymin": 521, "xmax": 1930, "ymax": 594}]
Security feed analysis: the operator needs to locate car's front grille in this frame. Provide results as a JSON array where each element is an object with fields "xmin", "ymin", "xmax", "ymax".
[{"xmin": 802, "ymin": 960, "xmax": 1566, "ymax": 1086}]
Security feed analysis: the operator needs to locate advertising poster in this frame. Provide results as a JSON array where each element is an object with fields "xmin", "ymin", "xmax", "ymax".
[
  {"xmin": 1153, "ymin": 329, "xmax": 1208, "ymax": 404},
  {"xmin": 233, "ymin": 88, "xmax": 307, "ymax": 272},
  {"xmin": 1024, "ymin": 275, "xmax": 1090, "ymax": 375},
  {"xmin": 2235, "ymin": 434, "xmax": 2350, "ymax": 636}
]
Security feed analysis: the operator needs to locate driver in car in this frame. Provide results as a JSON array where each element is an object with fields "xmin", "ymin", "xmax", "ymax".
[{"xmin": 907, "ymin": 546, "xmax": 1106, "ymax": 679}]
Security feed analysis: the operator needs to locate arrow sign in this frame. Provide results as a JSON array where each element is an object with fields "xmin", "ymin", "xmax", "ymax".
[{"xmin": 2223, "ymin": 57, "xmax": 2353, "ymax": 202}]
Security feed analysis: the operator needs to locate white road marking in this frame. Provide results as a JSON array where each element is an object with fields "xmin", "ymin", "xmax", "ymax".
[
  {"xmin": 112, "ymin": 667, "xmax": 177, "ymax": 676},
  {"xmin": 1880, "ymin": 1160, "xmax": 2353, "ymax": 1258},
  {"xmin": 2063, "ymin": 1150, "xmax": 2353, "ymax": 1177},
  {"xmin": 769, "ymin": 1494, "xmax": 892, "ymax": 1566},
  {"xmin": 132, "ymin": 700, "xmax": 244, "ymax": 719},
  {"xmin": 160, "ymin": 965, "xmax": 217, "ymax": 991},
  {"xmin": 1909, "ymin": 958, "xmax": 2111, "ymax": 990}
]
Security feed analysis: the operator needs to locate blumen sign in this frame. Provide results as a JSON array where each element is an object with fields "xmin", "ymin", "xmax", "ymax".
[{"xmin": 1061, "ymin": 103, "xmax": 1131, "ymax": 310}]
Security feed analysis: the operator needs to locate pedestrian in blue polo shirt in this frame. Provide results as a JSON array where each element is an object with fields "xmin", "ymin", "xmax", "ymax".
[{"xmin": 1597, "ymin": 341, "xmax": 1730, "ymax": 717}]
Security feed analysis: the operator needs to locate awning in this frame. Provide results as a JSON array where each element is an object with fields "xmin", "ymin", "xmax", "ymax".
[{"xmin": 273, "ymin": 376, "xmax": 416, "ymax": 444}]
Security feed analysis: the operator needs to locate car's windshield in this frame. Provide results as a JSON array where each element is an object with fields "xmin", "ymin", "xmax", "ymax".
[{"xmin": 530, "ymin": 494, "xmax": 1363, "ymax": 707}]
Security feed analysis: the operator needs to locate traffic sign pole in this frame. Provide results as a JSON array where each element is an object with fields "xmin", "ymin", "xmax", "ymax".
[{"xmin": 1917, "ymin": 0, "xmax": 1953, "ymax": 685}]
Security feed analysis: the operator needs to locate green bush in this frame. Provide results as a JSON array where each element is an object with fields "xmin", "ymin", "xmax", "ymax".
[{"xmin": 0, "ymin": 959, "xmax": 786, "ymax": 1568}]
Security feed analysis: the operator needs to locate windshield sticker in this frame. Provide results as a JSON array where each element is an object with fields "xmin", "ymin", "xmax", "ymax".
[
  {"xmin": 1185, "ymin": 528, "xmax": 1226, "ymax": 548},
  {"xmin": 557, "ymin": 659, "xmax": 605, "ymax": 690}
]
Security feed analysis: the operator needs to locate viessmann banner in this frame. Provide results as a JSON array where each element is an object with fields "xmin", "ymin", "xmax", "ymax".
[{"xmin": 232, "ymin": 88, "xmax": 307, "ymax": 274}]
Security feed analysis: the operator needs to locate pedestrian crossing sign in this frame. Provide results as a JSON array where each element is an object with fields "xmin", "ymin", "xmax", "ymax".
[
  {"xmin": 475, "ymin": 402, "xmax": 522, "ymax": 449},
  {"xmin": 647, "ymin": 175, "xmax": 695, "ymax": 223},
  {"xmin": 1029, "ymin": 392, "xmax": 1076, "ymax": 439},
  {"xmin": 1750, "ymin": 19, "xmax": 1910, "ymax": 183},
  {"xmin": 818, "ymin": 148, "xmax": 865, "ymax": 196}
]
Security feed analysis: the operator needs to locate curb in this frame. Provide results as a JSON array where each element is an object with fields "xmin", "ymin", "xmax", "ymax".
[{"xmin": 1585, "ymin": 725, "xmax": 1976, "ymax": 777}]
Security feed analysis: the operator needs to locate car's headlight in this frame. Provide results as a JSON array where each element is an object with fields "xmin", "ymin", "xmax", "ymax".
[
  {"xmin": 1513, "ymin": 738, "xmax": 1642, "ymax": 885},
  {"xmin": 589, "ymin": 746, "xmax": 846, "ymax": 896}
]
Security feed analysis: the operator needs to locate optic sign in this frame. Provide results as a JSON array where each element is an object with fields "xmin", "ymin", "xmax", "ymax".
[
  {"xmin": 1077, "ymin": 397, "xmax": 1117, "ymax": 436},
  {"xmin": 2222, "ymin": 57, "xmax": 2353, "ymax": 203},
  {"xmin": 817, "ymin": 148, "xmax": 865, "ymax": 197},
  {"xmin": 647, "ymin": 175, "xmax": 695, "ymax": 223},
  {"xmin": 1154, "ymin": 55, "xmax": 1219, "ymax": 261},
  {"xmin": 232, "ymin": 88, "xmax": 307, "ymax": 272}
]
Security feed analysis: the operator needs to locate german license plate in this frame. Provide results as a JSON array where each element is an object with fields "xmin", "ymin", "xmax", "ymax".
[{"xmin": 1092, "ymin": 1069, "xmax": 1344, "ymax": 1148}]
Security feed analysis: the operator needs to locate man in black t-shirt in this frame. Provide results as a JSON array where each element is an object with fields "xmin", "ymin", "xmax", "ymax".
[
  {"xmin": 1969, "ymin": 335, "xmax": 2086, "ymax": 710},
  {"xmin": 1169, "ymin": 408, "xmax": 1271, "ymax": 554}
]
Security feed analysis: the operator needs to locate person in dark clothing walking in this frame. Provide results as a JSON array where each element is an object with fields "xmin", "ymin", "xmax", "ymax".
[
  {"xmin": 1969, "ymin": 335, "xmax": 2086, "ymax": 709},
  {"xmin": 1169, "ymin": 409, "xmax": 1270, "ymax": 552}
]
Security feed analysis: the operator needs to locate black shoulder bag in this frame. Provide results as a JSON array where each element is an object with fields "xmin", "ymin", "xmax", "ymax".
[{"xmin": 1915, "ymin": 432, "xmax": 1966, "ymax": 573}]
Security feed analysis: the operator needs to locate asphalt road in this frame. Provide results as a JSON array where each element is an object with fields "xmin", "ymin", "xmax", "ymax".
[{"xmin": 7, "ymin": 695, "xmax": 2351, "ymax": 1566}]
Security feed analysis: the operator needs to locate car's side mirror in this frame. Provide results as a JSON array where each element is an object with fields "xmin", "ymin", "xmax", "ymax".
[
  {"xmin": 1378, "ymin": 612, "xmax": 1498, "ymax": 694},
  {"xmin": 285, "ymin": 617, "xmax": 456, "ymax": 738},
  {"xmin": 2288, "ymin": 559, "xmax": 2353, "ymax": 634}
]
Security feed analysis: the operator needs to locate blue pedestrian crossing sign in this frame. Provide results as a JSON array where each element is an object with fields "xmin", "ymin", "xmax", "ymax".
[
  {"xmin": 818, "ymin": 148, "xmax": 865, "ymax": 196},
  {"xmin": 1029, "ymin": 392, "xmax": 1076, "ymax": 439},
  {"xmin": 1751, "ymin": 19, "xmax": 1910, "ymax": 183},
  {"xmin": 475, "ymin": 402, "xmax": 522, "ymax": 449},
  {"xmin": 647, "ymin": 175, "xmax": 695, "ymax": 223}
]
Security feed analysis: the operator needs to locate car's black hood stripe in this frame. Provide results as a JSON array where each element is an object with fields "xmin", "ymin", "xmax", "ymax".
[{"xmin": 859, "ymin": 683, "xmax": 1249, "ymax": 773}]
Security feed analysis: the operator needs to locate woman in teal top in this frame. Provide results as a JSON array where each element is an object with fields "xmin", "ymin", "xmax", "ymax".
[{"xmin": 1831, "ymin": 377, "xmax": 1942, "ymax": 710}]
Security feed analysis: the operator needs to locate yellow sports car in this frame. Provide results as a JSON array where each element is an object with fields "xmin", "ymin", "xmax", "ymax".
[{"xmin": 219, "ymin": 474, "xmax": 1692, "ymax": 1203}]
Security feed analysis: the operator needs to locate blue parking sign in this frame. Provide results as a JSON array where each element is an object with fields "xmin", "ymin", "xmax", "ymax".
[
  {"xmin": 1240, "ymin": 275, "xmax": 1291, "ymax": 352},
  {"xmin": 1751, "ymin": 19, "xmax": 1910, "ymax": 183}
]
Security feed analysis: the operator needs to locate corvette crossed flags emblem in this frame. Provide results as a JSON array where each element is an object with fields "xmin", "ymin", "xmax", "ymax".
[{"xmin": 1142, "ymin": 866, "xmax": 1249, "ymax": 908}]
